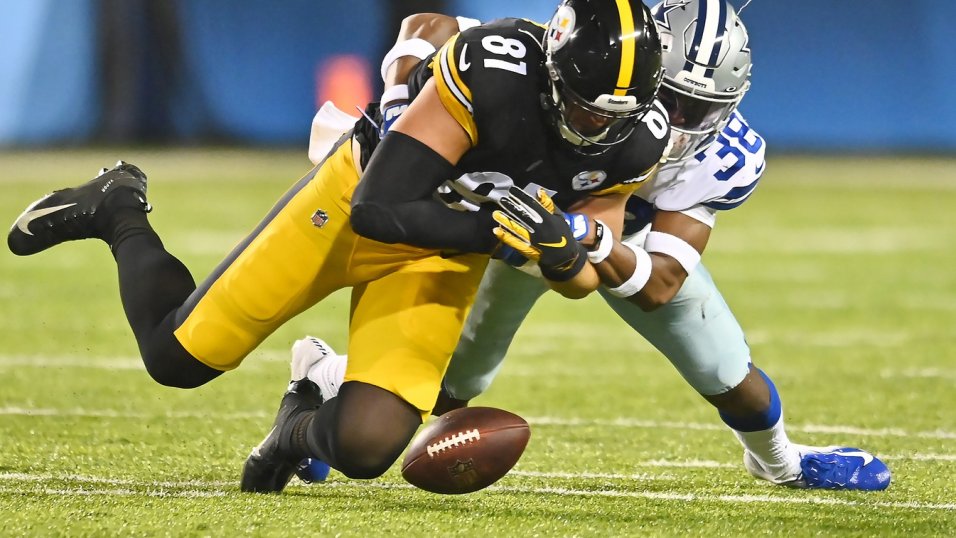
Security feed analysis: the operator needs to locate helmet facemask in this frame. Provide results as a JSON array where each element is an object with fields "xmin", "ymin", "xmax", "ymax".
[
  {"xmin": 660, "ymin": 76, "xmax": 749, "ymax": 161},
  {"xmin": 544, "ymin": 64, "xmax": 648, "ymax": 156}
]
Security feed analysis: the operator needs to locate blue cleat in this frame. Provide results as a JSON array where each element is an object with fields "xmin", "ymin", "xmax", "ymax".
[
  {"xmin": 798, "ymin": 446, "xmax": 891, "ymax": 491},
  {"xmin": 295, "ymin": 458, "xmax": 331, "ymax": 483},
  {"xmin": 743, "ymin": 444, "xmax": 891, "ymax": 491}
]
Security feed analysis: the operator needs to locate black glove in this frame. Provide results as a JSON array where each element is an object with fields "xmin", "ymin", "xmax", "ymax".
[{"xmin": 493, "ymin": 186, "xmax": 587, "ymax": 281}]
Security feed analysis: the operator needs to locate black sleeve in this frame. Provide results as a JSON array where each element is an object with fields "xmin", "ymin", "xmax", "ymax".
[{"xmin": 350, "ymin": 132, "xmax": 498, "ymax": 254}]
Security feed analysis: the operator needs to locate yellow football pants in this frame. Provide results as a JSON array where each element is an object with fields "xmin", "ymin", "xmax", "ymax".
[{"xmin": 173, "ymin": 140, "xmax": 488, "ymax": 414}]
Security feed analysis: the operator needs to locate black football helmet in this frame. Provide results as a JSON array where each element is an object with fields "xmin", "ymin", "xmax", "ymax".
[{"xmin": 543, "ymin": 0, "xmax": 664, "ymax": 154}]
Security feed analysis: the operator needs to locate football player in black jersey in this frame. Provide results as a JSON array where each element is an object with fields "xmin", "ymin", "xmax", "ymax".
[
  {"xmin": 7, "ymin": 0, "xmax": 669, "ymax": 492},
  {"xmin": 290, "ymin": 2, "xmax": 892, "ymax": 493}
]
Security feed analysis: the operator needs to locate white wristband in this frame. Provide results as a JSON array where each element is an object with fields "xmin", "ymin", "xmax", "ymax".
[
  {"xmin": 644, "ymin": 231, "xmax": 701, "ymax": 275},
  {"xmin": 456, "ymin": 16, "xmax": 482, "ymax": 31},
  {"xmin": 587, "ymin": 219, "xmax": 614, "ymax": 264},
  {"xmin": 380, "ymin": 38, "xmax": 437, "ymax": 81},
  {"xmin": 606, "ymin": 242, "xmax": 652, "ymax": 298},
  {"xmin": 380, "ymin": 84, "xmax": 409, "ymax": 105}
]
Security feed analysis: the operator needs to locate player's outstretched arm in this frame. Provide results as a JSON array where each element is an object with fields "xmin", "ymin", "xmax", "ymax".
[
  {"xmin": 383, "ymin": 14, "xmax": 461, "ymax": 89},
  {"xmin": 351, "ymin": 78, "xmax": 499, "ymax": 254},
  {"xmin": 585, "ymin": 207, "xmax": 711, "ymax": 311},
  {"xmin": 377, "ymin": 14, "xmax": 469, "ymax": 137},
  {"xmin": 567, "ymin": 188, "xmax": 711, "ymax": 311}
]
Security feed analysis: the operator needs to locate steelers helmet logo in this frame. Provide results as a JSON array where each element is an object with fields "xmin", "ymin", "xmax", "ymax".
[
  {"xmin": 547, "ymin": 5, "xmax": 576, "ymax": 52},
  {"xmin": 572, "ymin": 170, "xmax": 608, "ymax": 190}
]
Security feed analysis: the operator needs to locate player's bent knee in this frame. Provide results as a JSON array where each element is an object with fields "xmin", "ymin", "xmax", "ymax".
[
  {"xmin": 329, "ymin": 428, "xmax": 411, "ymax": 479},
  {"xmin": 140, "ymin": 339, "xmax": 222, "ymax": 389},
  {"xmin": 334, "ymin": 455, "xmax": 395, "ymax": 480}
]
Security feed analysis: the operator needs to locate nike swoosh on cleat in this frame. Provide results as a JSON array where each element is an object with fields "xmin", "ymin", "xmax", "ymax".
[
  {"xmin": 250, "ymin": 426, "xmax": 277, "ymax": 458},
  {"xmin": 539, "ymin": 237, "xmax": 567, "ymax": 248},
  {"xmin": 836, "ymin": 450, "xmax": 874, "ymax": 466},
  {"xmin": 15, "ymin": 203, "xmax": 78, "ymax": 236}
]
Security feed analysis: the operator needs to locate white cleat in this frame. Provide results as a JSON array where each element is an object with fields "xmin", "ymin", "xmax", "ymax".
[{"xmin": 290, "ymin": 336, "xmax": 338, "ymax": 381}]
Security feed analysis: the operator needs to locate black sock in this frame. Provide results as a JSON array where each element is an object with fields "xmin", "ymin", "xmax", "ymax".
[
  {"xmin": 288, "ymin": 412, "xmax": 316, "ymax": 461},
  {"xmin": 304, "ymin": 382, "xmax": 422, "ymax": 479},
  {"xmin": 91, "ymin": 188, "xmax": 152, "ymax": 248},
  {"xmin": 94, "ymin": 190, "xmax": 221, "ymax": 388}
]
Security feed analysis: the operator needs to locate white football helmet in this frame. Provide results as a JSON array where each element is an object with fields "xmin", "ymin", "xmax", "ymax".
[{"xmin": 651, "ymin": 0, "xmax": 752, "ymax": 160}]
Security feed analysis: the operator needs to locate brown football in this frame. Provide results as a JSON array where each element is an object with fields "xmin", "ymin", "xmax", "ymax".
[{"xmin": 401, "ymin": 406, "xmax": 531, "ymax": 494}]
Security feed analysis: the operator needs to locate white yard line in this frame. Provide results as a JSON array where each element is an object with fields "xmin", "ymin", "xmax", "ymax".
[
  {"xmin": 525, "ymin": 416, "xmax": 956, "ymax": 440},
  {"xmin": 509, "ymin": 470, "xmax": 674, "ymax": 480},
  {"xmin": 1, "ymin": 406, "xmax": 954, "ymax": 441},
  {"xmin": 0, "ymin": 486, "xmax": 226, "ymax": 498},
  {"xmin": 489, "ymin": 484, "xmax": 956, "ymax": 512},
  {"xmin": 881, "ymin": 368, "xmax": 956, "ymax": 381},
  {"xmin": 0, "ymin": 406, "xmax": 269, "ymax": 420},
  {"xmin": 0, "ymin": 473, "xmax": 952, "ymax": 512}
]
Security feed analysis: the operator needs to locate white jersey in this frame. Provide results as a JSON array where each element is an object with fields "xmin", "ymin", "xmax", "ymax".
[{"xmin": 624, "ymin": 111, "xmax": 766, "ymax": 235}]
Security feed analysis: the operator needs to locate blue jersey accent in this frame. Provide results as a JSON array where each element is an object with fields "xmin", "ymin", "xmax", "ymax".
[
  {"xmin": 703, "ymin": 175, "xmax": 760, "ymax": 210},
  {"xmin": 635, "ymin": 111, "xmax": 765, "ymax": 217},
  {"xmin": 622, "ymin": 196, "xmax": 656, "ymax": 236}
]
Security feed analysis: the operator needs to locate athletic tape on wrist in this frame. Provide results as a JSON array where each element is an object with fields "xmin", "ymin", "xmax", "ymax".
[
  {"xmin": 380, "ymin": 84, "xmax": 409, "ymax": 105},
  {"xmin": 606, "ymin": 242, "xmax": 652, "ymax": 297},
  {"xmin": 644, "ymin": 231, "xmax": 701, "ymax": 275},
  {"xmin": 587, "ymin": 219, "xmax": 614, "ymax": 264},
  {"xmin": 380, "ymin": 38, "xmax": 437, "ymax": 81}
]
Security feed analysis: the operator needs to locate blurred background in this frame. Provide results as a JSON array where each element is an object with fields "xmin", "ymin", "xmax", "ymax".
[{"xmin": 1, "ymin": 0, "xmax": 953, "ymax": 153}]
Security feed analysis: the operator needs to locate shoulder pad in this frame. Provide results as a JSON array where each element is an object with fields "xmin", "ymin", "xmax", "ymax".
[{"xmin": 432, "ymin": 19, "xmax": 546, "ymax": 147}]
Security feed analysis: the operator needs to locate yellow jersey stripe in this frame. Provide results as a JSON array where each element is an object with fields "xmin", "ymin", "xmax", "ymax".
[
  {"xmin": 432, "ymin": 34, "xmax": 479, "ymax": 145},
  {"xmin": 441, "ymin": 34, "xmax": 473, "ymax": 108},
  {"xmin": 614, "ymin": 0, "xmax": 636, "ymax": 96}
]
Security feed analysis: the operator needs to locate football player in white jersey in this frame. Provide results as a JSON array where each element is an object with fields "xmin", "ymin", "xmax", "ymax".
[{"xmin": 295, "ymin": 0, "xmax": 891, "ymax": 491}]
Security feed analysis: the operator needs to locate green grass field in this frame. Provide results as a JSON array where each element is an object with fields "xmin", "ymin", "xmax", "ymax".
[{"xmin": 0, "ymin": 149, "xmax": 954, "ymax": 536}]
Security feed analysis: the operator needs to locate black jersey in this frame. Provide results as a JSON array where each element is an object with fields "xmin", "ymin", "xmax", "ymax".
[{"xmin": 418, "ymin": 18, "xmax": 669, "ymax": 210}]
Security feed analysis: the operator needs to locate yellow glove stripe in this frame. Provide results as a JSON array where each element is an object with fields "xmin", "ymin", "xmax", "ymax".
[
  {"xmin": 494, "ymin": 228, "xmax": 541, "ymax": 260},
  {"xmin": 492, "ymin": 210, "xmax": 532, "ymax": 241},
  {"xmin": 536, "ymin": 188, "xmax": 557, "ymax": 213}
]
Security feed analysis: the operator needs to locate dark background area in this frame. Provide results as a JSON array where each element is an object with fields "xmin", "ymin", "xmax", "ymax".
[{"xmin": 1, "ymin": 0, "xmax": 952, "ymax": 152}]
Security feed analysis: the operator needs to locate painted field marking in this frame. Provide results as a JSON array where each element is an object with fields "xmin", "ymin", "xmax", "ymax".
[
  {"xmin": 0, "ymin": 473, "xmax": 953, "ymax": 512},
  {"xmin": 525, "ymin": 416, "xmax": 956, "ymax": 441},
  {"xmin": 509, "ymin": 470, "xmax": 674, "ymax": 481},
  {"xmin": 881, "ymin": 368, "xmax": 956, "ymax": 381},
  {"xmin": 1, "ymin": 406, "xmax": 954, "ymax": 442}
]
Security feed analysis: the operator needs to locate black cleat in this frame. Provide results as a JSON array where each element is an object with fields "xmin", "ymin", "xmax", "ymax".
[
  {"xmin": 241, "ymin": 379, "xmax": 324, "ymax": 493},
  {"xmin": 8, "ymin": 161, "xmax": 151, "ymax": 256}
]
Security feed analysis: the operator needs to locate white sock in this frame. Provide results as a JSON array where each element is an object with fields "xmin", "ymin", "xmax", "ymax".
[
  {"xmin": 290, "ymin": 336, "xmax": 347, "ymax": 401},
  {"xmin": 307, "ymin": 353, "xmax": 347, "ymax": 401},
  {"xmin": 733, "ymin": 415, "xmax": 802, "ymax": 482}
]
